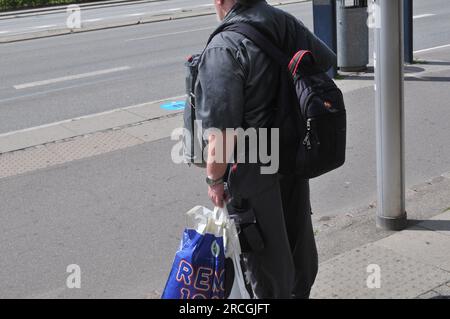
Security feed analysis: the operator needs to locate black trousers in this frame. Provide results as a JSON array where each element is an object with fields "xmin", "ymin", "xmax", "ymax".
[{"xmin": 227, "ymin": 166, "xmax": 318, "ymax": 299}]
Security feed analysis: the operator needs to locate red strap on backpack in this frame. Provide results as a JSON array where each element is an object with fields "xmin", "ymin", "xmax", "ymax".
[{"xmin": 288, "ymin": 50, "xmax": 313, "ymax": 75}]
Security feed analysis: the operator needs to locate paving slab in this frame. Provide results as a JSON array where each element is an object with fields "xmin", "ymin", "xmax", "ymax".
[
  {"xmin": 0, "ymin": 147, "xmax": 65, "ymax": 179},
  {"xmin": 311, "ymin": 243, "xmax": 450, "ymax": 299},
  {"xmin": 45, "ymin": 130, "xmax": 144, "ymax": 162},
  {"xmin": 0, "ymin": 125, "xmax": 77, "ymax": 154},
  {"xmin": 374, "ymin": 226, "xmax": 450, "ymax": 272}
]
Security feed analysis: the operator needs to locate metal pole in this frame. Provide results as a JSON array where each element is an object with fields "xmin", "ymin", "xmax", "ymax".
[
  {"xmin": 404, "ymin": 0, "xmax": 414, "ymax": 63},
  {"xmin": 374, "ymin": 0, "xmax": 407, "ymax": 230},
  {"xmin": 312, "ymin": 0, "xmax": 337, "ymax": 78}
]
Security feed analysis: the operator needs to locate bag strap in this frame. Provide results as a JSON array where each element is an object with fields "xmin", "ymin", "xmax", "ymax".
[
  {"xmin": 222, "ymin": 22, "xmax": 290, "ymax": 68},
  {"xmin": 288, "ymin": 50, "xmax": 314, "ymax": 75},
  {"xmin": 186, "ymin": 56, "xmax": 199, "ymax": 161}
]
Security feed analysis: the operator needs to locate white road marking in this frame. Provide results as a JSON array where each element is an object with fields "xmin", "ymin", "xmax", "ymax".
[
  {"xmin": 413, "ymin": 13, "xmax": 435, "ymax": 20},
  {"xmin": 84, "ymin": 18, "xmax": 104, "ymax": 22},
  {"xmin": 120, "ymin": 4, "xmax": 211, "ymax": 20},
  {"xmin": 125, "ymin": 13, "xmax": 145, "ymax": 17},
  {"xmin": 29, "ymin": 24, "xmax": 57, "ymax": 29},
  {"xmin": 414, "ymin": 44, "xmax": 450, "ymax": 54},
  {"xmin": 127, "ymin": 27, "xmax": 213, "ymax": 42},
  {"xmin": 14, "ymin": 66, "xmax": 131, "ymax": 90},
  {"xmin": 2, "ymin": 72, "xmax": 135, "ymax": 104},
  {"xmin": 109, "ymin": 8, "xmax": 175, "ymax": 20},
  {"xmin": 0, "ymin": 94, "xmax": 186, "ymax": 138}
]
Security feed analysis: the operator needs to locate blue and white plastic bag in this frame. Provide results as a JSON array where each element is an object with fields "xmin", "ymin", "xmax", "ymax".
[{"xmin": 161, "ymin": 206, "xmax": 250, "ymax": 299}]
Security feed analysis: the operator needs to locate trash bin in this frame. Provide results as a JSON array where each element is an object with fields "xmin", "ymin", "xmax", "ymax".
[{"xmin": 336, "ymin": 0, "xmax": 369, "ymax": 72}]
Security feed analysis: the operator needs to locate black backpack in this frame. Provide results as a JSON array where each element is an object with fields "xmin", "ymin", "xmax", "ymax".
[
  {"xmin": 223, "ymin": 23, "xmax": 347, "ymax": 178},
  {"xmin": 183, "ymin": 23, "xmax": 346, "ymax": 178}
]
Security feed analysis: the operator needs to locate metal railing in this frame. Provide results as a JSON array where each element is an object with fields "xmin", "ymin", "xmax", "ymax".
[{"xmin": 0, "ymin": 0, "xmax": 108, "ymax": 12}]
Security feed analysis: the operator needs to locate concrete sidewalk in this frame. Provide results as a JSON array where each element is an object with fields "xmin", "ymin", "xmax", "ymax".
[{"xmin": 311, "ymin": 207, "xmax": 450, "ymax": 299}]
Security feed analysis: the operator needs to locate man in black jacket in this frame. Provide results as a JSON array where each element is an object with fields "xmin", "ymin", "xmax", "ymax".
[{"xmin": 197, "ymin": 0, "xmax": 336, "ymax": 298}]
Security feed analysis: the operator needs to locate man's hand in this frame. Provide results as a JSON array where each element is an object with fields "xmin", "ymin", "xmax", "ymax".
[
  {"xmin": 208, "ymin": 183, "xmax": 226, "ymax": 208},
  {"xmin": 206, "ymin": 129, "xmax": 235, "ymax": 208}
]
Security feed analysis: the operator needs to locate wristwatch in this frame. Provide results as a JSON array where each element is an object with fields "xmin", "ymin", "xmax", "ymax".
[{"xmin": 206, "ymin": 175, "xmax": 224, "ymax": 186}]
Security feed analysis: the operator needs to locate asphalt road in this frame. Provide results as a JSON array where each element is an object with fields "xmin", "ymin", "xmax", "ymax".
[
  {"xmin": 1, "ymin": 0, "xmax": 450, "ymax": 135},
  {"xmin": 0, "ymin": 0, "xmax": 449, "ymax": 298},
  {"xmin": 0, "ymin": 0, "xmax": 212, "ymax": 35},
  {"xmin": 0, "ymin": 2, "xmax": 315, "ymax": 134}
]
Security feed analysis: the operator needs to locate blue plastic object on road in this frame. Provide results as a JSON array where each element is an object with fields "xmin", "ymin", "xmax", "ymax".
[{"xmin": 160, "ymin": 101, "xmax": 186, "ymax": 111}]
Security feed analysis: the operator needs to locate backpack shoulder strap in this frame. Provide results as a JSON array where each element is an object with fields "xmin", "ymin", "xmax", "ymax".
[
  {"xmin": 220, "ymin": 22, "xmax": 290, "ymax": 68},
  {"xmin": 288, "ymin": 50, "xmax": 315, "ymax": 75}
]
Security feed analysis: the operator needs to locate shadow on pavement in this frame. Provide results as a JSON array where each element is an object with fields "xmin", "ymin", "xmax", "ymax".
[
  {"xmin": 406, "ymin": 219, "xmax": 450, "ymax": 231},
  {"xmin": 340, "ymin": 65, "xmax": 426, "ymax": 74},
  {"xmin": 338, "ymin": 74, "xmax": 450, "ymax": 83},
  {"xmin": 430, "ymin": 295, "xmax": 450, "ymax": 299},
  {"xmin": 338, "ymin": 60, "xmax": 450, "ymax": 82},
  {"xmin": 415, "ymin": 60, "xmax": 450, "ymax": 66}
]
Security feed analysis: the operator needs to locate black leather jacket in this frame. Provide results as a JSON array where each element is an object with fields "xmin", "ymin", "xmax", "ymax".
[{"xmin": 195, "ymin": 0, "xmax": 337, "ymax": 131}]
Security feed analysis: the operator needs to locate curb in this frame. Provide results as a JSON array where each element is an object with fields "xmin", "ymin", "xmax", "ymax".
[
  {"xmin": 0, "ymin": 95, "xmax": 186, "ymax": 154},
  {"xmin": 0, "ymin": 0, "xmax": 310, "ymax": 43},
  {"xmin": 313, "ymin": 170, "xmax": 450, "ymax": 260}
]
